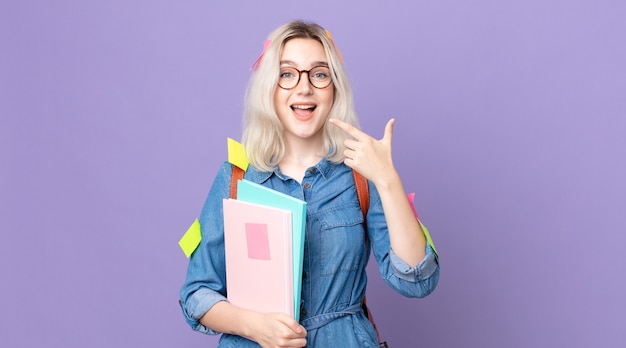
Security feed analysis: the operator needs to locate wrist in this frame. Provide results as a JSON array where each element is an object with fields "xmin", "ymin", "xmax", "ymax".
[
  {"xmin": 237, "ymin": 309, "xmax": 260, "ymax": 341},
  {"xmin": 373, "ymin": 170, "xmax": 401, "ymax": 193}
]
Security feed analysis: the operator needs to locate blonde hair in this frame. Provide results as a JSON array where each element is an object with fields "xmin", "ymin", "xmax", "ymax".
[{"xmin": 242, "ymin": 20, "xmax": 359, "ymax": 172}]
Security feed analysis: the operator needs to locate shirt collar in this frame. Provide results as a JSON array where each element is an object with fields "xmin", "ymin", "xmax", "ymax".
[
  {"xmin": 245, "ymin": 158, "xmax": 338, "ymax": 183},
  {"xmin": 313, "ymin": 158, "xmax": 335, "ymax": 179}
]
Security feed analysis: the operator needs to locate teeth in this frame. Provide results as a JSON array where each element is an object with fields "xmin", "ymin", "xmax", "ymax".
[{"xmin": 292, "ymin": 105, "xmax": 315, "ymax": 110}]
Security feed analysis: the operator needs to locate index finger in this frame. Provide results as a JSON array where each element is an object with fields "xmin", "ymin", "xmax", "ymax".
[{"xmin": 329, "ymin": 118, "xmax": 364, "ymax": 140}]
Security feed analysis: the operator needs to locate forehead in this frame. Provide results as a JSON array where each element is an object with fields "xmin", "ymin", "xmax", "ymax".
[{"xmin": 280, "ymin": 38, "xmax": 328, "ymax": 67}]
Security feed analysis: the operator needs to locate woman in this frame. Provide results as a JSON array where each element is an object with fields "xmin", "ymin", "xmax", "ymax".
[{"xmin": 180, "ymin": 20, "xmax": 439, "ymax": 347}]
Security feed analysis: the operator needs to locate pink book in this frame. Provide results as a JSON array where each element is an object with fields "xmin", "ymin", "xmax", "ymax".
[{"xmin": 222, "ymin": 199, "xmax": 294, "ymax": 317}]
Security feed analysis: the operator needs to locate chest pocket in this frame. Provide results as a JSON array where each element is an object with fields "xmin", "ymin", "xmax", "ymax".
[{"xmin": 315, "ymin": 204, "xmax": 366, "ymax": 277}]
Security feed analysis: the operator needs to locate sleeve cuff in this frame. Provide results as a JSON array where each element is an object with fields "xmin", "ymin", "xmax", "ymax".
[
  {"xmin": 389, "ymin": 244, "xmax": 439, "ymax": 282},
  {"xmin": 180, "ymin": 288, "xmax": 228, "ymax": 335}
]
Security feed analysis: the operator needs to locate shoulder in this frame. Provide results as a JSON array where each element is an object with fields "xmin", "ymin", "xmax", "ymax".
[
  {"xmin": 242, "ymin": 164, "xmax": 274, "ymax": 184},
  {"xmin": 205, "ymin": 161, "xmax": 234, "ymax": 197},
  {"xmin": 214, "ymin": 161, "xmax": 276, "ymax": 187},
  {"xmin": 211, "ymin": 161, "xmax": 235, "ymax": 184}
]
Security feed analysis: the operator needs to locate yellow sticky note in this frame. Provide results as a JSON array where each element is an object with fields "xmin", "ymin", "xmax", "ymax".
[
  {"xmin": 419, "ymin": 220, "xmax": 438, "ymax": 258},
  {"xmin": 227, "ymin": 138, "xmax": 249, "ymax": 171},
  {"xmin": 178, "ymin": 219, "xmax": 202, "ymax": 258}
]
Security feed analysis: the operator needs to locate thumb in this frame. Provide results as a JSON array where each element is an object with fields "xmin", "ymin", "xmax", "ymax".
[
  {"xmin": 382, "ymin": 118, "xmax": 395, "ymax": 143},
  {"xmin": 292, "ymin": 322, "xmax": 306, "ymax": 334},
  {"xmin": 283, "ymin": 317, "xmax": 306, "ymax": 334}
]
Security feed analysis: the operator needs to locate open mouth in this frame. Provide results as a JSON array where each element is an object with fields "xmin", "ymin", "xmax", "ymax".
[
  {"xmin": 290, "ymin": 104, "xmax": 317, "ymax": 119},
  {"xmin": 291, "ymin": 104, "xmax": 317, "ymax": 112}
]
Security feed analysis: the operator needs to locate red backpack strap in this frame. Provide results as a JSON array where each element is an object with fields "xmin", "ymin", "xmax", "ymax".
[
  {"xmin": 230, "ymin": 165, "xmax": 245, "ymax": 199},
  {"xmin": 352, "ymin": 170, "xmax": 385, "ymax": 345},
  {"xmin": 353, "ymin": 169, "xmax": 369, "ymax": 219}
]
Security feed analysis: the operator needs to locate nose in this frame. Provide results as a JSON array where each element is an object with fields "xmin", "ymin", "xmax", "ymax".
[{"xmin": 294, "ymin": 71, "xmax": 313, "ymax": 94}]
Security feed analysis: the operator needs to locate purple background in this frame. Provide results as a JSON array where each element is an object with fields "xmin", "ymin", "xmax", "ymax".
[{"xmin": 2, "ymin": 1, "xmax": 625, "ymax": 347}]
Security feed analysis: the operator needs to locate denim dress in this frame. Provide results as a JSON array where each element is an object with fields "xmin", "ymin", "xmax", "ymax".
[{"xmin": 180, "ymin": 159, "xmax": 440, "ymax": 347}]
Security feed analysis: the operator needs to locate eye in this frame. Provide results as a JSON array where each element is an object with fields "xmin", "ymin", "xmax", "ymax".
[
  {"xmin": 311, "ymin": 67, "xmax": 330, "ymax": 80},
  {"xmin": 279, "ymin": 68, "xmax": 296, "ymax": 79},
  {"xmin": 312, "ymin": 72, "xmax": 328, "ymax": 79}
]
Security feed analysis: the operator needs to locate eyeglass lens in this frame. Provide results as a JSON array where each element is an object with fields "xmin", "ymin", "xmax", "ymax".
[{"xmin": 278, "ymin": 66, "xmax": 332, "ymax": 89}]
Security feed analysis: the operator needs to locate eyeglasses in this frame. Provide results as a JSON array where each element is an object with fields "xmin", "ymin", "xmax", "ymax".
[{"xmin": 278, "ymin": 66, "xmax": 333, "ymax": 90}]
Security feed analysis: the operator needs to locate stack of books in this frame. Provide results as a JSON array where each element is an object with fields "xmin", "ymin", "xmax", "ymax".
[{"xmin": 222, "ymin": 179, "xmax": 306, "ymax": 321}]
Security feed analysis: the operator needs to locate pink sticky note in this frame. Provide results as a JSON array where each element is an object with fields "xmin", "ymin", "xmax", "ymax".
[
  {"xmin": 407, "ymin": 192, "xmax": 420, "ymax": 219},
  {"xmin": 249, "ymin": 40, "xmax": 271, "ymax": 71},
  {"xmin": 245, "ymin": 223, "xmax": 271, "ymax": 260}
]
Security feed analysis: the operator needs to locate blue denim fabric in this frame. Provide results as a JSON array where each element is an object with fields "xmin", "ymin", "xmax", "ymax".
[{"xmin": 179, "ymin": 159, "xmax": 440, "ymax": 347}]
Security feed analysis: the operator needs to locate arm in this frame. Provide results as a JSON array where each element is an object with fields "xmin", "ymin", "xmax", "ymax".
[
  {"xmin": 330, "ymin": 118, "xmax": 426, "ymax": 266},
  {"xmin": 200, "ymin": 301, "xmax": 307, "ymax": 347},
  {"xmin": 367, "ymin": 183, "xmax": 440, "ymax": 298},
  {"xmin": 179, "ymin": 162, "xmax": 307, "ymax": 347}
]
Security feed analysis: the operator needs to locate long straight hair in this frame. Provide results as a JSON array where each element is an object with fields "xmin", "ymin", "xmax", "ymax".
[{"xmin": 241, "ymin": 20, "xmax": 359, "ymax": 172}]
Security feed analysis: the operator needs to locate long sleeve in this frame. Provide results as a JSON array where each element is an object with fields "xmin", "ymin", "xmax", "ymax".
[
  {"xmin": 179, "ymin": 162, "xmax": 233, "ymax": 335},
  {"xmin": 366, "ymin": 182, "xmax": 440, "ymax": 298}
]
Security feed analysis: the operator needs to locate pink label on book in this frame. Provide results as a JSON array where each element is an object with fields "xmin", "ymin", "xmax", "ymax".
[{"xmin": 245, "ymin": 223, "xmax": 271, "ymax": 260}]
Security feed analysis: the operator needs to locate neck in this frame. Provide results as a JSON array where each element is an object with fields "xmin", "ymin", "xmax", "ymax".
[{"xmin": 279, "ymin": 138, "xmax": 325, "ymax": 182}]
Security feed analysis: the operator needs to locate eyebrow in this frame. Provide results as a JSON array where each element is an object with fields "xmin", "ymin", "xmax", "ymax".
[{"xmin": 279, "ymin": 60, "xmax": 329, "ymax": 68}]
